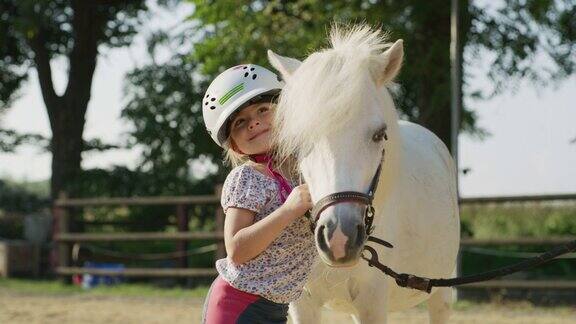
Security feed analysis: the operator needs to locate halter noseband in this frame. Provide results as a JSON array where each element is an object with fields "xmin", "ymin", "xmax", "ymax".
[{"xmin": 307, "ymin": 155, "xmax": 384, "ymax": 236}]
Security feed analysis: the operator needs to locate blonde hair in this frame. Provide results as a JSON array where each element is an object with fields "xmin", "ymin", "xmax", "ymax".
[
  {"xmin": 222, "ymin": 138, "xmax": 300, "ymax": 184},
  {"xmin": 222, "ymin": 140, "xmax": 250, "ymax": 167}
]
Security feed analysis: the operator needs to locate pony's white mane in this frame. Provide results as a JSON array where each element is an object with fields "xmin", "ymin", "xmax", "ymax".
[{"xmin": 273, "ymin": 25, "xmax": 394, "ymax": 160}]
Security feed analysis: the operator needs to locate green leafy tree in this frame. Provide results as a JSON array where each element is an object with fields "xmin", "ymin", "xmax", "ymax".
[
  {"xmin": 121, "ymin": 52, "xmax": 222, "ymax": 188},
  {"xmin": 119, "ymin": 12, "xmax": 225, "ymax": 189},
  {"xmin": 0, "ymin": 179, "xmax": 49, "ymax": 214},
  {"xmin": 0, "ymin": 179, "xmax": 49, "ymax": 239},
  {"xmin": 188, "ymin": 0, "xmax": 576, "ymax": 151},
  {"xmin": 0, "ymin": 0, "xmax": 178, "ymax": 199},
  {"xmin": 0, "ymin": 128, "xmax": 45, "ymax": 152},
  {"xmin": 60, "ymin": 20, "xmax": 222, "ymax": 231}
]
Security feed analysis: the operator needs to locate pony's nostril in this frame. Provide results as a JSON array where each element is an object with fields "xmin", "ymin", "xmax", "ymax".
[{"xmin": 316, "ymin": 225, "xmax": 329, "ymax": 251}]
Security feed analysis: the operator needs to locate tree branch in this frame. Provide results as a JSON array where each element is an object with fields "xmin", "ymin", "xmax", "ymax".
[
  {"xmin": 64, "ymin": 0, "xmax": 105, "ymax": 112},
  {"xmin": 29, "ymin": 30, "xmax": 59, "ymax": 127}
]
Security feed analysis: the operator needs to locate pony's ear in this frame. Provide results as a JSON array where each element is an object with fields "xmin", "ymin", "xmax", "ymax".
[
  {"xmin": 267, "ymin": 50, "xmax": 302, "ymax": 80},
  {"xmin": 377, "ymin": 39, "xmax": 404, "ymax": 85}
]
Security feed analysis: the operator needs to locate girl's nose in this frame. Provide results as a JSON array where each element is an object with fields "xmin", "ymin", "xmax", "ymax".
[{"xmin": 249, "ymin": 120, "xmax": 260, "ymax": 130}]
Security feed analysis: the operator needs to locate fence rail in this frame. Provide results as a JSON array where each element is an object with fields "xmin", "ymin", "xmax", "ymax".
[
  {"xmin": 461, "ymin": 280, "xmax": 576, "ymax": 290},
  {"xmin": 54, "ymin": 195, "xmax": 220, "ymax": 207},
  {"xmin": 55, "ymin": 232, "xmax": 224, "ymax": 242},
  {"xmin": 459, "ymin": 193, "xmax": 576, "ymax": 204},
  {"xmin": 460, "ymin": 237, "xmax": 576, "ymax": 246},
  {"xmin": 56, "ymin": 267, "xmax": 218, "ymax": 277}
]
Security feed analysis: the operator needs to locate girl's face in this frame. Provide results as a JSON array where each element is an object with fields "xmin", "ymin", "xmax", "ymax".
[{"xmin": 228, "ymin": 102, "xmax": 274, "ymax": 155}]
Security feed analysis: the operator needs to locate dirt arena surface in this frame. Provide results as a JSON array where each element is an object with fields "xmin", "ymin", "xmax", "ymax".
[{"xmin": 1, "ymin": 290, "xmax": 575, "ymax": 324}]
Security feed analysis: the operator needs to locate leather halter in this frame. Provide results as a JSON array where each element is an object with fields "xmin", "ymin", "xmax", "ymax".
[{"xmin": 307, "ymin": 152, "xmax": 384, "ymax": 236}]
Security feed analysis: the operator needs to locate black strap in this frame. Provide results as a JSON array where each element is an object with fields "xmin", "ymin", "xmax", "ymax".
[
  {"xmin": 310, "ymin": 192, "xmax": 372, "ymax": 222},
  {"xmin": 303, "ymin": 149, "xmax": 385, "ymax": 233},
  {"xmin": 363, "ymin": 239, "xmax": 576, "ymax": 293},
  {"xmin": 368, "ymin": 162, "xmax": 383, "ymax": 197},
  {"xmin": 367, "ymin": 235, "xmax": 393, "ymax": 248}
]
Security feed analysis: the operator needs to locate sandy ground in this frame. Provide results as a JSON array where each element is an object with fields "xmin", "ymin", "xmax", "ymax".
[{"xmin": 1, "ymin": 290, "xmax": 575, "ymax": 324}]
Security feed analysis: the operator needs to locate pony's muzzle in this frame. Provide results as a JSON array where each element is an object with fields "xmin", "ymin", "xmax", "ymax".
[{"xmin": 315, "ymin": 203, "xmax": 367, "ymax": 266}]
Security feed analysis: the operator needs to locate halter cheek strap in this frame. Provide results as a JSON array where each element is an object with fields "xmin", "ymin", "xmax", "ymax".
[{"xmin": 308, "ymin": 150, "xmax": 384, "ymax": 236}]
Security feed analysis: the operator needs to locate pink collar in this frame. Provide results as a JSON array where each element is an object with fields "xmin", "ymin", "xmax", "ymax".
[
  {"xmin": 251, "ymin": 153, "xmax": 273, "ymax": 164},
  {"xmin": 250, "ymin": 154, "xmax": 292, "ymax": 203}
]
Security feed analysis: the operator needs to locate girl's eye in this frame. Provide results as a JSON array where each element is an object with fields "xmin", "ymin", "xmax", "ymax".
[
  {"xmin": 234, "ymin": 119, "xmax": 245, "ymax": 128},
  {"xmin": 258, "ymin": 106, "xmax": 269, "ymax": 113}
]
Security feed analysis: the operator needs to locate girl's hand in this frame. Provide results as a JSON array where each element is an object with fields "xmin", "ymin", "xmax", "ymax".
[{"xmin": 282, "ymin": 184, "xmax": 313, "ymax": 217}]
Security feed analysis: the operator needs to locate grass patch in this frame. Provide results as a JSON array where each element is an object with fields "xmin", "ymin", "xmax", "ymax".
[
  {"xmin": 453, "ymin": 299, "xmax": 576, "ymax": 313},
  {"xmin": 460, "ymin": 203, "xmax": 576, "ymax": 238},
  {"xmin": 0, "ymin": 278, "xmax": 210, "ymax": 298}
]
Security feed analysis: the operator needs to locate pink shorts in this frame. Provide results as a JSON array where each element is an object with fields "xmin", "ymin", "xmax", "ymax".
[{"xmin": 201, "ymin": 276, "xmax": 289, "ymax": 324}]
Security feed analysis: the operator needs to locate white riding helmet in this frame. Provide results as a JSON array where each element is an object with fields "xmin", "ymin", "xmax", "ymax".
[{"xmin": 202, "ymin": 64, "xmax": 284, "ymax": 147}]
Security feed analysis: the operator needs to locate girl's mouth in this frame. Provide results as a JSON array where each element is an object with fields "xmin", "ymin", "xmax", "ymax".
[{"xmin": 249, "ymin": 129, "xmax": 270, "ymax": 141}]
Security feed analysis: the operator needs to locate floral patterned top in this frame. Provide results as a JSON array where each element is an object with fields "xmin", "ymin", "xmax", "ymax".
[{"xmin": 215, "ymin": 163, "xmax": 317, "ymax": 304}]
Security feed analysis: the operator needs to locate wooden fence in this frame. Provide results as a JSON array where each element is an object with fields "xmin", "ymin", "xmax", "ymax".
[
  {"xmin": 52, "ymin": 191, "xmax": 576, "ymax": 289},
  {"xmin": 52, "ymin": 187, "xmax": 225, "ymax": 280},
  {"xmin": 458, "ymin": 193, "xmax": 576, "ymax": 290}
]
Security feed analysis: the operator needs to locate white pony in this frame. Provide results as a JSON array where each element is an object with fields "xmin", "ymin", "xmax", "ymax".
[{"xmin": 268, "ymin": 25, "xmax": 460, "ymax": 324}]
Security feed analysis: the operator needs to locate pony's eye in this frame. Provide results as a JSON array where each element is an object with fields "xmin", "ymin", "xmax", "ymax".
[{"xmin": 372, "ymin": 127, "xmax": 387, "ymax": 142}]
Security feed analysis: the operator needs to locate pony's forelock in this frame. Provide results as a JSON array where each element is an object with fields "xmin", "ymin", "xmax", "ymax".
[{"xmin": 273, "ymin": 24, "xmax": 394, "ymax": 162}]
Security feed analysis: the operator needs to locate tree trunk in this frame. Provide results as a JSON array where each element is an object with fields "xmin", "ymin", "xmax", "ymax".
[
  {"xmin": 31, "ymin": 0, "xmax": 103, "ymax": 200},
  {"xmin": 411, "ymin": 0, "xmax": 467, "ymax": 154},
  {"xmin": 414, "ymin": 2, "xmax": 453, "ymax": 152},
  {"xmin": 50, "ymin": 102, "xmax": 86, "ymax": 201}
]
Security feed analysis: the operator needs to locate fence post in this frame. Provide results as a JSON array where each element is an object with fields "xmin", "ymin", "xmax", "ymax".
[
  {"xmin": 54, "ymin": 191, "xmax": 71, "ymax": 284},
  {"xmin": 176, "ymin": 204, "xmax": 189, "ymax": 269},
  {"xmin": 215, "ymin": 185, "xmax": 226, "ymax": 260}
]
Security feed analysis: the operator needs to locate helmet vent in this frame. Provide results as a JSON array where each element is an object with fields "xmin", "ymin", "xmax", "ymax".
[{"xmin": 204, "ymin": 95, "xmax": 217, "ymax": 109}]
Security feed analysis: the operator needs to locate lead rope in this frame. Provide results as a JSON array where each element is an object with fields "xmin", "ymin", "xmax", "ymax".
[{"xmin": 363, "ymin": 236, "xmax": 576, "ymax": 293}]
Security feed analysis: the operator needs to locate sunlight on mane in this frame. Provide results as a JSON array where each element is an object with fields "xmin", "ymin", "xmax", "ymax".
[{"xmin": 273, "ymin": 24, "xmax": 394, "ymax": 162}]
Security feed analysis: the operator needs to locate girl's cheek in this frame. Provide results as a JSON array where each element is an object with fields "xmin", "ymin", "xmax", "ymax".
[
  {"xmin": 231, "ymin": 124, "xmax": 245, "ymax": 136},
  {"xmin": 236, "ymin": 129, "xmax": 249, "ymax": 144}
]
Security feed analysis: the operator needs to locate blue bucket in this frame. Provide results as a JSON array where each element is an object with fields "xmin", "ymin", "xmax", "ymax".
[{"xmin": 81, "ymin": 262, "xmax": 125, "ymax": 289}]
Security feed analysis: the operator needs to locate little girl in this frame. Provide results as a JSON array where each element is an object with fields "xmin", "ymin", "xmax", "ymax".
[{"xmin": 201, "ymin": 64, "xmax": 316, "ymax": 324}]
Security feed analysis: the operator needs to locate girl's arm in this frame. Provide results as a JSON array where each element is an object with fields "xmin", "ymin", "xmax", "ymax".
[{"xmin": 224, "ymin": 184, "xmax": 311, "ymax": 265}]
